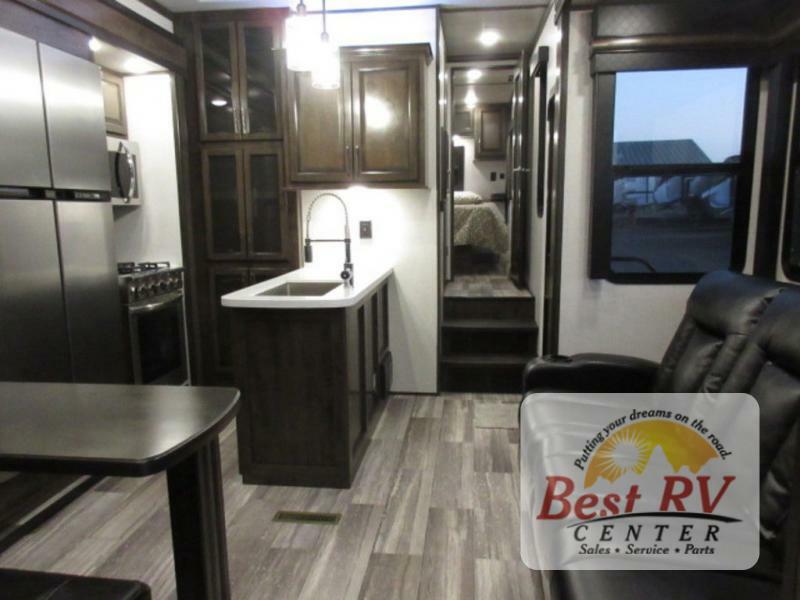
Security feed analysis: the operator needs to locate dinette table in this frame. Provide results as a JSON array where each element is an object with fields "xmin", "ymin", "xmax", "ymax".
[{"xmin": 0, "ymin": 382, "xmax": 240, "ymax": 600}]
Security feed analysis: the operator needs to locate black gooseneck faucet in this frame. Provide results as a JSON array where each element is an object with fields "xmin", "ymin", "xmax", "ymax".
[{"xmin": 304, "ymin": 193, "xmax": 354, "ymax": 286}]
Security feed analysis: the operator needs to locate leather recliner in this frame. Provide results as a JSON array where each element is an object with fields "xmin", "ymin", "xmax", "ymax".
[
  {"xmin": 522, "ymin": 271, "xmax": 800, "ymax": 600},
  {"xmin": 523, "ymin": 270, "xmax": 783, "ymax": 395}
]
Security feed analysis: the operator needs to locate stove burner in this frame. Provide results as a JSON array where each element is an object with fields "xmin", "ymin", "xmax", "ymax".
[{"xmin": 117, "ymin": 261, "xmax": 171, "ymax": 275}]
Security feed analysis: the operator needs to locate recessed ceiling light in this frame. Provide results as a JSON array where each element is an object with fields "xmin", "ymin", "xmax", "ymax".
[
  {"xmin": 479, "ymin": 30, "xmax": 501, "ymax": 47},
  {"xmin": 464, "ymin": 89, "xmax": 478, "ymax": 108},
  {"xmin": 466, "ymin": 69, "xmax": 483, "ymax": 83},
  {"xmin": 124, "ymin": 56, "xmax": 151, "ymax": 74},
  {"xmin": 88, "ymin": 37, "xmax": 101, "ymax": 52},
  {"xmin": 211, "ymin": 98, "xmax": 228, "ymax": 107}
]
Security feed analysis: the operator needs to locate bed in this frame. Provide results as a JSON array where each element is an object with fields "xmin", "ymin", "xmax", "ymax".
[{"xmin": 453, "ymin": 191, "xmax": 510, "ymax": 272}]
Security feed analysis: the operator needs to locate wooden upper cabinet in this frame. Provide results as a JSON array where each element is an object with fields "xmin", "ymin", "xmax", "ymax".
[
  {"xmin": 284, "ymin": 68, "xmax": 353, "ymax": 184},
  {"xmin": 285, "ymin": 44, "xmax": 431, "ymax": 187},
  {"xmin": 474, "ymin": 104, "xmax": 509, "ymax": 160},
  {"xmin": 101, "ymin": 70, "xmax": 127, "ymax": 137},
  {"xmin": 196, "ymin": 19, "xmax": 282, "ymax": 141},
  {"xmin": 351, "ymin": 54, "xmax": 421, "ymax": 184}
]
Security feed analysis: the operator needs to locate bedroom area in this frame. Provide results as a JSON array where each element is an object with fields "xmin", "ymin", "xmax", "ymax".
[{"xmin": 439, "ymin": 7, "xmax": 542, "ymax": 393}]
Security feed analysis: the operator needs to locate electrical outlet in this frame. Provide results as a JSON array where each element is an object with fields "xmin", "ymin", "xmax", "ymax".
[
  {"xmin": 490, "ymin": 171, "xmax": 497, "ymax": 181},
  {"xmin": 359, "ymin": 221, "xmax": 372, "ymax": 239},
  {"xmin": 500, "ymin": 172, "xmax": 505, "ymax": 180}
]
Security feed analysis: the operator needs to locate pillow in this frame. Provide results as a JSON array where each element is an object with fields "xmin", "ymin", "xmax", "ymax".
[{"xmin": 454, "ymin": 191, "xmax": 483, "ymax": 205}]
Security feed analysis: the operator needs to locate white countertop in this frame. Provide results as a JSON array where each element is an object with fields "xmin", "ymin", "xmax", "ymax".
[{"xmin": 221, "ymin": 265, "xmax": 393, "ymax": 309}]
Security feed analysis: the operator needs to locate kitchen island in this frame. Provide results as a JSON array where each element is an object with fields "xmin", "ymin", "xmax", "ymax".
[{"xmin": 222, "ymin": 266, "xmax": 393, "ymax": 488}]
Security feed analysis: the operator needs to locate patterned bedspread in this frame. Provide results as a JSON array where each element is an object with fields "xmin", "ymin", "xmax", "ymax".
[{"xmin": 453, "ymin": 201, "xmax": 509, "ymax": 256}]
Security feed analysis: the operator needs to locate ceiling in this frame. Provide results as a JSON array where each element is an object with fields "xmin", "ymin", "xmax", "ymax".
[
  {"xmin": 154, "ymin": 0, "xmax": 549, "ymax": 11},
  {"xmin": 452, "ymin": 66, "xmax": 515, "ymax": 107},
  {"xmin": 441, "ymin": 7, "xmax": 546, "ymax": 60}
]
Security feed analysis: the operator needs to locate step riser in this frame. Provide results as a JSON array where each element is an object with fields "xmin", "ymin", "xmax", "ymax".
[
  {"xmin": 443, "ymin": 330, "xmax": 537, "ymax": 355},
  {"xmin": 441, "ymin": 364, "xmax": 525, "ymax": 394},
  {"xmin": 444, "ymin": 298, "xmax": 535, "ymax": 320}
]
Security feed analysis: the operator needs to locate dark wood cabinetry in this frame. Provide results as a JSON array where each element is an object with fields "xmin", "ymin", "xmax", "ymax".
[
  {"xmin": 201, "ymin": 142, "xmax": 290, "ymax": 261},
  {"xmin": 183, "ymin": 9, "xmax": 298, "ymax": 385},
  {"xmin": 285, "ymin": 44, "xmax": 431, "ymax": 187},
  {"xmin": 474, "ymin": 103, "xmax": 509, "ymax": 160},
  {"xmin": 453, "ymin": 106, "xmax": 473, "ymax": 137},
  {"xmin": 195, "ymin": 16, "xmax": 283, "ymax": 141},
  {"xmin": 231, "ymin": 280, "xmax": 391, "ymax": 487}
]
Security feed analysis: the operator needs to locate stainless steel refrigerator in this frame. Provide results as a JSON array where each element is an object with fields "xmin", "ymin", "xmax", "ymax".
[{"xmin": 0, "ymin": 26, "xmax": 126, "ymax": 384}]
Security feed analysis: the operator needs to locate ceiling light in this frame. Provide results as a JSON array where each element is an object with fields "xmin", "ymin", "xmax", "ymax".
[
  {"xmin": 285, "ymin": 1, "xmax": 316, "ymax": 72},
  {"xmin": 211, "ymin": 98, "xmax": 228, "ymax": 107},
  {"xmin": 311, "ymin": 0, "xmax": 340, "ymax": 90},
  {"xmin": 466, "ymin": 69, "xmax": 482, "ymax": 83},
  {"xmin": 88, "ymin": 37, "xmax": 101, "ymax": 52},
  {"xmin": 464, "ymin": 89, "xmax": 478, "ymax": 108},
  {"xmin": 478, "ymin": 30, "xmax": 501, "ymax": 47},
  {"xmin": 124, "ymin": 56, "xmax": 151, "ymax": 74}
]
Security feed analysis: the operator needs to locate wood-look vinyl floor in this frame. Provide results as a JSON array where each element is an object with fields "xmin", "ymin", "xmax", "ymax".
[
  {"xmin": 444, "ymin": 276, "xmax": 532, "ymax": 299},
  {"xmin": 0, "ymin": 394, "xmax": 544, "ymax": 600}
]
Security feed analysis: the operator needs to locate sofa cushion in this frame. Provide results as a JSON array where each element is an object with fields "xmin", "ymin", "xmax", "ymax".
[
  {"xmin": 0, "ymin": 568, "xmax": 151, "ymax": 600},
  {"xmin": 653, "ymin": 271, "xmax": 782, "ymax": 393}
]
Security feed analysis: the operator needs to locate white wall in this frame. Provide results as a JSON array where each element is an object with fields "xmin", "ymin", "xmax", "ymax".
[
  {"xmin": 453, "ymin": 135, "xmax": 506, "ymax": 199},
  {"xmin": 113, "ymin": 74, "xmax": 183, "ymax": 267},
  {"xmin": 300, "ymin": 8, "xmax": 438, "ymax": 394},
  {"xmin": 555, "ymin": 12, "xmax": 692, "ymax": 361},
  {"xmin": 552, "ymin": 12, "xmax": 774, "ymax": 361}
]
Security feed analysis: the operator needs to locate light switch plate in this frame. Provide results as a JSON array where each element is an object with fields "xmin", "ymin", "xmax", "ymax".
[{"xmin": 359, "ymin": 221, "xmax": 372, "ymax": 239}]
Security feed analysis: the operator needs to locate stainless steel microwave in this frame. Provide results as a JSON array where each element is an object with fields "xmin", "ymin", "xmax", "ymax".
[{"xmin": 107, "ymin": 138, "xmax": 140, "ymax": 206}]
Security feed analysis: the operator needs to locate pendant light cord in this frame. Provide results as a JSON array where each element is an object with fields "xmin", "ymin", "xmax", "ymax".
[{"xmin": 322, "ymin": 0, "xmax": 328, "ymax": 37}]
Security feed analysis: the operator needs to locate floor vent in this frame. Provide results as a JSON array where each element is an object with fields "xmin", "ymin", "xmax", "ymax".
[{"xmin": 273, "ymin": 510, "xmax": 341, "ymax": 525}]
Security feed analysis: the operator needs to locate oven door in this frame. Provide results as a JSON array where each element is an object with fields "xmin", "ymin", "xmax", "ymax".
[{"xmin": 128, "ymin": 291, "xmax": 188, "ymax": 385}]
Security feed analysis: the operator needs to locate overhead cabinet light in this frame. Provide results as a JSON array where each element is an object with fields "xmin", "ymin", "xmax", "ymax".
[
  {"xmin": 310, "ymin": 0, "xmax": 340, "ymax": 90},
  {"xmin": 285, "ymin": 1, "xmax": 316, "ymax": 72}
]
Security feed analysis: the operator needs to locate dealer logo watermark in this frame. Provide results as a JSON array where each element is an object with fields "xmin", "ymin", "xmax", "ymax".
[{"xmin": 519, "ymin": 393, "xmax": 758, "ymax": 570}]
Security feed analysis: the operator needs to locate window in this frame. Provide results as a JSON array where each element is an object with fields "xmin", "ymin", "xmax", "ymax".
[
  {"xmin": 782, "ymin": 67, "xmax": 800, "ymax": 281},
  {"xmin": 591, "ymin": 67, "xmax": 758, "ymax": 282}
]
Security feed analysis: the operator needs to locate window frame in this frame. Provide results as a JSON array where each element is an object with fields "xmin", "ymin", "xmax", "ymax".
[
  {"xmin": 780, "ymin": 61, "xmax": 800, "ymax": 282},
  {"xmin": 589, "ymin": 65, "xmax": 761, "ymax": 284}
]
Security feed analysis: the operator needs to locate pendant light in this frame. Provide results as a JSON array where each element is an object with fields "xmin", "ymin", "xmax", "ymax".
[
  {"xmin": 311, "ymin": 0, "xmax": 340, "ymax": 90},
  {"xmin": 285, "ymin": 0, "xmax": 315, "ymax": 72}
]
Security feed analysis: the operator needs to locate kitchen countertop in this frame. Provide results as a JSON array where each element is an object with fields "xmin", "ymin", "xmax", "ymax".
[{"xmin": 221, "ymin": 265, "xmax": 393, "ymax": 309}]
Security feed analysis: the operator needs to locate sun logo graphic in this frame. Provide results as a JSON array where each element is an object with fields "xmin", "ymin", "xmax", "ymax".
[{"xmin": 584, "ymin": 420, "xmax": 719, "ymax": 488}]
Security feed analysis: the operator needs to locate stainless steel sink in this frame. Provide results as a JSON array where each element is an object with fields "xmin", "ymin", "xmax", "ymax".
[{"xmin": 258, "ymin": 281, "xmax": 341, "ymax": 297}]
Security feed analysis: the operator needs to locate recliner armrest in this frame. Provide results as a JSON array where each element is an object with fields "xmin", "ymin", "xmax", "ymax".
[{"xmin": 523, "ymin": 353, "xmax": 659, "ymax": 395}]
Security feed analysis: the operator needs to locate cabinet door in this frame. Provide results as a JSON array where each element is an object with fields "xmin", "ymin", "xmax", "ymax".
[
  {"xmin": 202, "ymin": 146, "xmax": 247, "ymax": 260},
  {"xmin": 197, "ymin": 23, "xmax": 240, "ymax": 140},
  {"xmin": 101, "ymin": 70, "xmax": 127, "ymax": 137},
  {"xmin": 351, "ymin": 57, "xmax": 422, "ymax": 184},
  {"xmin": 474, "ymin": 105, "xmax": 508, "ymax": 160},
  {"xmin": 209, "ymin": 267, "xmax": 249, "ymax": 375},
  {"xmin": 237, "ymin": 22, "xmax": 281, "ymax": 139},
  {"xmin": 243, "ymin": 143, "xmax": 288, "ymax": 260},
  {"xmin": 285, "ymin": 68, "xmax": 353, "ymax": 184}
]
